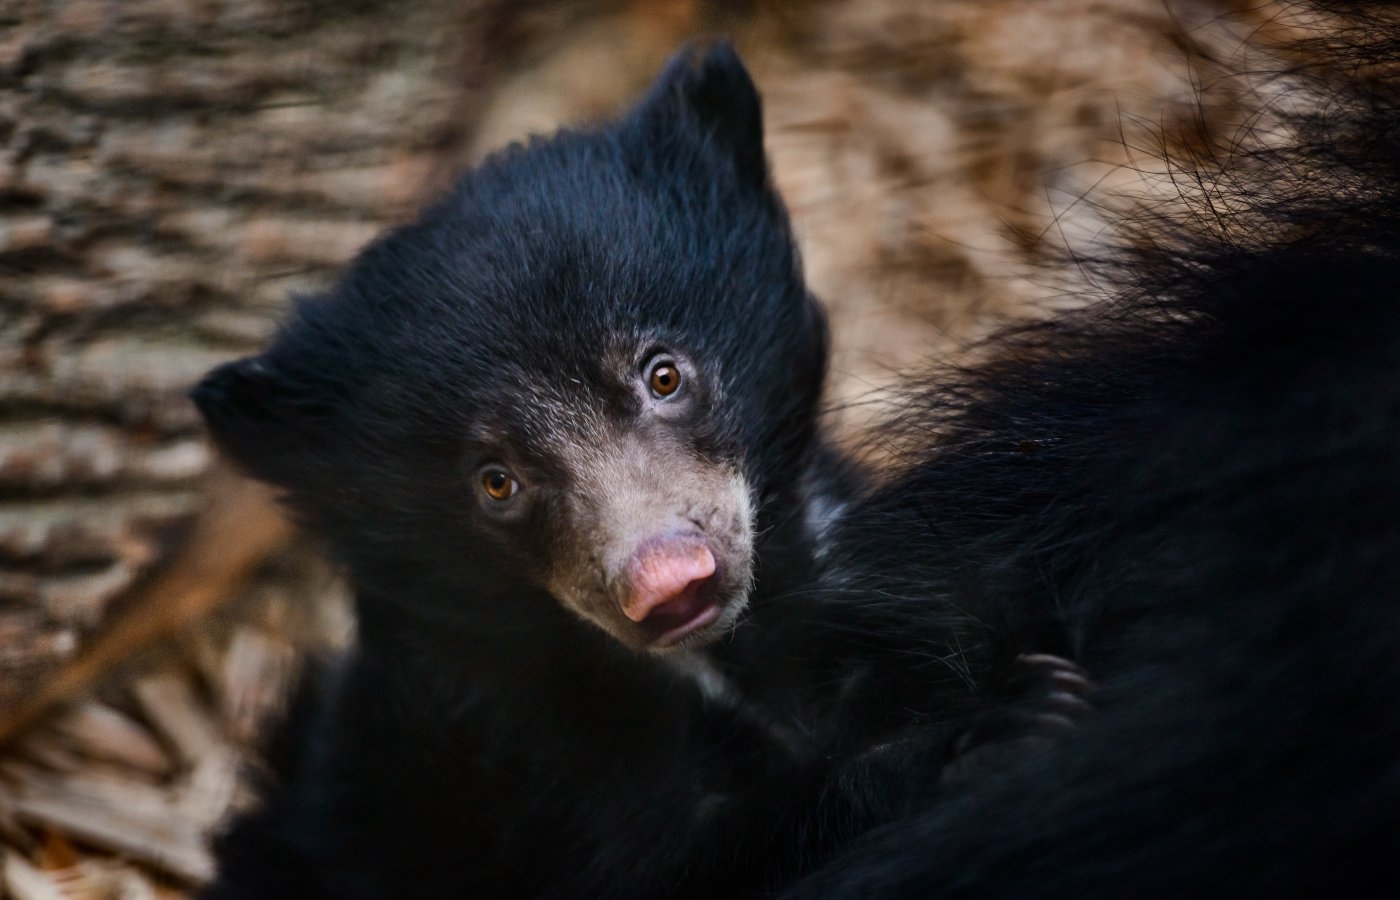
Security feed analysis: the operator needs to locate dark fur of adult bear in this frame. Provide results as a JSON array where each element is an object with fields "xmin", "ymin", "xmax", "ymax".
[
  {"xmin": 774, "ymin": 3, "xmax": 1400, "ymax": 895},
  {"xmin": 191, "ymin": 42, "xmax": 1043, "ymax": 900}
]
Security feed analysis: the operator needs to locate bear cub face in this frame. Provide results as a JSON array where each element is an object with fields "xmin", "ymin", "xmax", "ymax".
[{"xmin": 193, "ymin": 44, "xmax": 828, "ymax": 653}]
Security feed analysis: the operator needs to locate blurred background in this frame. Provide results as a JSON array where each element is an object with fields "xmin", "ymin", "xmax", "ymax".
[{"xmin": 0, "ymin": 1, "xmax": 1294, "ymax": 896}]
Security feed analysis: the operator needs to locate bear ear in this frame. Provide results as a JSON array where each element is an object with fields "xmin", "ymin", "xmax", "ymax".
[
  {"xmin": 190, "ymin": 354, "xmax": 326, "ymax": 484},
  {"xmin": 631, "ymin": 41, "xmax": 768, "ymax": 188}
]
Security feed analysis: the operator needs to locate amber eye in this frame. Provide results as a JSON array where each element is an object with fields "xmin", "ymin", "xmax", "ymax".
[
  {"xmin": 649, "ymin": 361, "xmax": 682, "ymax": 397},
  {"xmin": 481, "ymin": 469, "xmax": 519, "ymax": 502}
]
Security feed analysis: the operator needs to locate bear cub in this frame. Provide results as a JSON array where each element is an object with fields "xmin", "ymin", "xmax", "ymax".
[{"xmin": 195, "ymin": 43, "xmax": 873, "ymax": 900}]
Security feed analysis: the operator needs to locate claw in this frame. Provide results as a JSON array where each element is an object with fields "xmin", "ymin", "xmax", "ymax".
[
  {"xmin": 1043, "ymin": 690, "xmax": 1093, "ymax": 715},
  {"xmin": 944, "ymin": 652, "xmax": 1098, "ymax": 785}
]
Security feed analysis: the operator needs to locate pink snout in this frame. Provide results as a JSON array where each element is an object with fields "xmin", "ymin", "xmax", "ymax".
[{"xmin": 620, "ymin": 537, "xmax": 721, "ymax": 646}]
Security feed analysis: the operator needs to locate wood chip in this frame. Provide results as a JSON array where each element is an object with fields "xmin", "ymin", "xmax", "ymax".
[
  {"xmin": 0, "ymin": 787, "xmax": 36, "ymax": 854},
  {"xmin": 13, "ymin": 733, "xmax": 85, "ymax": 774},
  {"xmin": 2, "ymin": 850, "xmax": 67, "ymax": 900},
  {"xmin": 130, "ymin": 676, "xmax": 220, "ymax": 766},
  {"xmin": 7, "ymin": 765, "xmax": 213, "ymax": 884},
  {"xmin": 106, "ymin": 862, "xmax": 160, "ymax": 900},
  {"xmin": 219, "ymin": 628, "xmax": 295, "ymax": 744},
  {"xmin": 60, "ymin": 859, "xmax": 161, "ymax": 900},
  {"xmin": 52, "ymin": 703, "xmax": 171, "ymax": 777},
  {"xmin": 172, "ymin": 747, "xmax": 242, "ymax": 832},
  {"xmin": 37, "ymin": 828, "xmax": 79, "ymax": 869},
  {"xmin": 40, "ymin": 867, "xmax": 111, "ymax": 900}
]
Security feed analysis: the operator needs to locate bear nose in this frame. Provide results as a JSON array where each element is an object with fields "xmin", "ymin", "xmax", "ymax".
[{"xmin": 621, "ymin": 539, "xmax": 716, "ymax": 623}]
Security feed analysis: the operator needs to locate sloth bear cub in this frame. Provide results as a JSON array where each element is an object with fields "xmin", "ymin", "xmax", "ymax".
[
  {"xmin": 194, "ymin": 43, "xmax": 1017, "ymax": 900},
  {"xmin": 195, "ymin": 44, "xmax": 826, "ymax": 900}
]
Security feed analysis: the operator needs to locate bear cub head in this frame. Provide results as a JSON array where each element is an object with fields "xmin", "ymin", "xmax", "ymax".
[{"xmin": 193, "ymin": 44, "xmax": 828, "ymax": 653}]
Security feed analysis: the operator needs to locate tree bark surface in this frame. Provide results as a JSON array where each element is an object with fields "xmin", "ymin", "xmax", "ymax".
[{"xmin": 0, "ymin": 0, "xmax": 490, "ymax": 714}]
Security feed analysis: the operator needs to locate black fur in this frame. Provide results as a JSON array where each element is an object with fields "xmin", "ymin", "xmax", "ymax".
[
  {"xmin": 779, "ymin": 4, "xmax": 1400, "ymax": 895},
  {"xmin": 193, "ymin": 43, "xmax": 952, "ymax": 900},
  {"xmin": 195, "ymin": 42, "xmax": 826, "ymax": 597}
]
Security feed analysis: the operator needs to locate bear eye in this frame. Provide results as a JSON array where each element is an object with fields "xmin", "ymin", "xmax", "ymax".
[
  {"xmin": 481, "ymin": 469, "xmax": 520, "ymax": 502},
  {"xmin": 648, "ymin": 361, "xmax": 682, "ymax": 398}
]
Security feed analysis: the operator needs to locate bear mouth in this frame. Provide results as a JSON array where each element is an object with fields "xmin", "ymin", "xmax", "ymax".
[
  {"xmin": 649, "ymin": 598, "xmax": 723, "ymax": 648},
  {"xmin": 639, "ymin": 570, "xmax": 729, "ymax": 648}
]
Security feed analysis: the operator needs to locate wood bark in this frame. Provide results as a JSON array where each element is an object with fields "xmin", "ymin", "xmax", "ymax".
[{"xmin": 0, "ymin": 0, "xmax": 495, "ymax": 715}]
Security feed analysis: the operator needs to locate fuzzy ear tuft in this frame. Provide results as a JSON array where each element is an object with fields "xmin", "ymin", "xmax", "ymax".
[
  {"xmin": 633, "ymin": 40, "xmax": 768, "ymax": 188},
  {"xmin": 190, "ymin": 355, "xmax": 323, "ymax": 484}
]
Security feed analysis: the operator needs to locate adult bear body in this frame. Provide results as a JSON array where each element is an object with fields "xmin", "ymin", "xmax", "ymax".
[{"xmin": 782, "ymin": 4, "xmax": 1400, "ymax": 894}]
